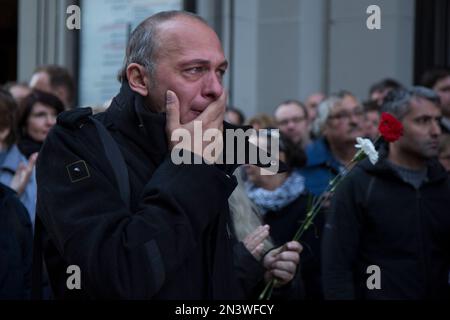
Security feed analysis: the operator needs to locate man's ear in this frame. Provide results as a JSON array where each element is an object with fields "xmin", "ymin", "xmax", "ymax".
[{"xmin": 126, "ymin": 63, "xmax": 150, "ymax": 96}]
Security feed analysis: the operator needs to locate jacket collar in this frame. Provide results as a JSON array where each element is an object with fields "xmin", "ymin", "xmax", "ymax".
[
  {"xmin": 359, "ymin": 143, "xmax": 448, "ymax": 185},
  {"xmin": 105, "ymin": 82, "xmax": 168, "ymax": 165}
]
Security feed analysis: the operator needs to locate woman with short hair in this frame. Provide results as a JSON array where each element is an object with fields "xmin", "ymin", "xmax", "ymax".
[{"xmin": 17, "ymin": 89, "xmax": 64, "ymax": 159}]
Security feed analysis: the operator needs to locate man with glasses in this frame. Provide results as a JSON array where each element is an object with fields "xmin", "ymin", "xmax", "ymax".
[
  {"xmin": 322, "ymin": 87, "xmax": 450, "ymax": 299},
  {"xmin": 300, "ymin": 91, "xmax": 365, "ymax": 196},
  {"xmin": 274, "ymin": 100, "xmax": 310, "ymax": 149}
]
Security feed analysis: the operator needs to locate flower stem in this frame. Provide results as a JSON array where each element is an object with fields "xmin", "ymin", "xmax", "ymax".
[{"xmin": 258, "ymin": 280, "xmax": 273, "ymax": 300}]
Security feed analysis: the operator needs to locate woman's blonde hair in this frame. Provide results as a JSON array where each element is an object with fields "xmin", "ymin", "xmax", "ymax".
[{"xmin": 228, "ymin": 168, "xmax": 274, "ymax": 255}]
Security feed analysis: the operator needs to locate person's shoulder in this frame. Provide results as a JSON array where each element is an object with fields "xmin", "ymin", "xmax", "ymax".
[
  {"xmin": 0, "ymin": 182, "xmax": 14, "ymax": 200},
  {"xmin": 334, "ymin": 160, "xmax": 375, "ymax": 198},
  {"xmin": 56, "ymin": 107, "xmax": 93, "ymax": 130},
  {"xmin": 40, "ymin": 107, "xmax": 100, "ymax": 163},
  {"xmin": 0, "ymin": 144, "xmax": 26, "ymax": 172},
  {"xmin": 0, "ymin": 183, "xmax": 32, "ymax": 241},
  {"xmin": 305, "ymin": 138, "xmax": 330, "ymax": 167},
  {"xmin": 45, "ymin": 107, "xmax": 95, "ymax": 144},
  {"xmin": 305, "ymin": 138, "xmax": 324, "ymax": 155},
  {"xmin": 344, "ymin": 160, "xmax": 372, "ymax": 181},
  {"xmin": 0, "ymin": 183, "xmax": 29, "ymax": 217}
]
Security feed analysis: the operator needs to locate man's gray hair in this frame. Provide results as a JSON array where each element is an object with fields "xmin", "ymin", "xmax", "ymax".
[
  {"xmin": 312, "ymin": 91, "xmax": 356, "ymax": 137},
  {"xmin": 381, "ymin": 86, "xmax": 441, "ymax": 120},
  {"xmin": 118, "ymin": 11, "xmax": 208, "ymax": 83}
]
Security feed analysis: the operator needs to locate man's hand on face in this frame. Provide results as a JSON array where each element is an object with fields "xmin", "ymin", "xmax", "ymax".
[
  {"xmin": 166, "ymin": 90, "xmax": 227, "ymax": 164},
  {"xmin": 263, "ymin": 241, "xmax": 302, "ymax": 287}
]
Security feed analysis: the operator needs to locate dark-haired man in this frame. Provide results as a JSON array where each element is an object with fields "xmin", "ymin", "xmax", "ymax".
[
  {"xmin": 274, "ymin": 100, "xmax": 310, "ymax": 149},
  {"xmin": 323, "ymin": 87, "xmax": 450, "ymax": 299}
]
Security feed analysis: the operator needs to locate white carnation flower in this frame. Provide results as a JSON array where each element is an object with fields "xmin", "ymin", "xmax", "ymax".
[{"xmin": 355, "ymin": 137, "xmax": 379, "ymax": 165}]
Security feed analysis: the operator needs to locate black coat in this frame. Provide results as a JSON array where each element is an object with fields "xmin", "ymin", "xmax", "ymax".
[
  {"xmin": 0, "ymin": 183, "xmax": 33, "ymax": 299},
  {"xmin": 263, "ymin": 193, "xmax": 325, "ymax": 300},
  {"xmin": 322, "ymin": 151, "xmax": 450, "ymax": 300},
  {"xmin": 36, "ymin": 83, "xmax": 271, "ymax": 299}
]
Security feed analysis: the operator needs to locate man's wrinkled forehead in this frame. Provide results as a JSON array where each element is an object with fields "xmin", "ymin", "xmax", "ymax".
[
  {"xmin": 275, "ymin": 103, "xmax": 304, "ymax": 119},
  {"xmin": 155, "ymin": 17, "xmax": 223, "ymax": 56},
  {"xmin": 408, "ymin": 96, "xmax": 442, "ymax": 116}
]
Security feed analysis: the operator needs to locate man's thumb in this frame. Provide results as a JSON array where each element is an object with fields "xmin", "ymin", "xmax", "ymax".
[{"xmin": 166, "ymin": 90, "xmax": 180, "ymax": 128}]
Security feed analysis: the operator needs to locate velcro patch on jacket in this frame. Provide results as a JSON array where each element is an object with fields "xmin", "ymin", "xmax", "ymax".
[{"xmin": 66, "ymin": 160, "xmax": 90, "ymax": 183}]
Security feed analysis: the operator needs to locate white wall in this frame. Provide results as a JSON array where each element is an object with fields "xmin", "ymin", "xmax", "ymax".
[
  {"xmin": 18, "ymin": 0, "xmax": 77, "ymax": 83},
  {"xmin": 228, "ymin": 0, "xmax": 329, "ymax": 117},
  {"xmin": 197, "ymin": 0, "xmax": 415, "ymax": 117},
  {"xmin": 328, "ymin": 0, "xmax": 415, "ymax": 100}
]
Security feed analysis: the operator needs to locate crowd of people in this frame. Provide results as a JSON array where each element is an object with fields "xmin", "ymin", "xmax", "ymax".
[{"xmin": 1, "ymin": 10, "xmax": 450, "ymax": 300}]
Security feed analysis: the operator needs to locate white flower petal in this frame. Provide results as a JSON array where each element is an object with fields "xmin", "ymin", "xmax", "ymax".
[{"xmin": 355, "ymin": 137, "xmax": 379, "ymax": 165}]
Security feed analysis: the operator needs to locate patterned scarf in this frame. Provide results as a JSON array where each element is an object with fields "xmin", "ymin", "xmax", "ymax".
[{"xmin": 245, "ymin": 170, "xmax": 305, "ymax": 215}]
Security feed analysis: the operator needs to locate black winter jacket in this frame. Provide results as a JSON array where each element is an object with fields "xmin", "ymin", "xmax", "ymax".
[
  {"xmin": 36, "ymin": 83, "xmax": 272, "ymax": 299},
  {"xmin": 0, "ymin": 183, "xmax": 33, "ymax": 299},
  {"xmin": 322, "ymin": 152, "xmax": 450, "ymax": 300}
]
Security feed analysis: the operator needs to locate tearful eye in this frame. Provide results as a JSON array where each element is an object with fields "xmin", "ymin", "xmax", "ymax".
[
  {"xmin": 185, "ymin": 67, "xmax": 205, "ymax": 75},
  {"xmin": 218, "ymin": 69, "xmax": 226, "ymax": 80}
]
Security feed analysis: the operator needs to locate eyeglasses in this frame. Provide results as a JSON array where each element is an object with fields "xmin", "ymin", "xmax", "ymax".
[
  {"xmin": 277, "ymin": 116, "xmax": 306, "ymax": 127},
  {"xmin": 328, "ymin": 107, "xmax": 364, "ymax": 121}
]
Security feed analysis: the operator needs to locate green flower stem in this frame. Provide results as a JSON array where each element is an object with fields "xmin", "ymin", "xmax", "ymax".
[{"xmin": 259, "ymin": 280, "xmax": 272, "ymax": 300}]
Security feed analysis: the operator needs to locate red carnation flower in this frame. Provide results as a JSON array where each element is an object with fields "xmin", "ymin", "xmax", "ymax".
[{"xmin": 378, "ymin": 112, "xmax": 403, "ymax": 142}]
